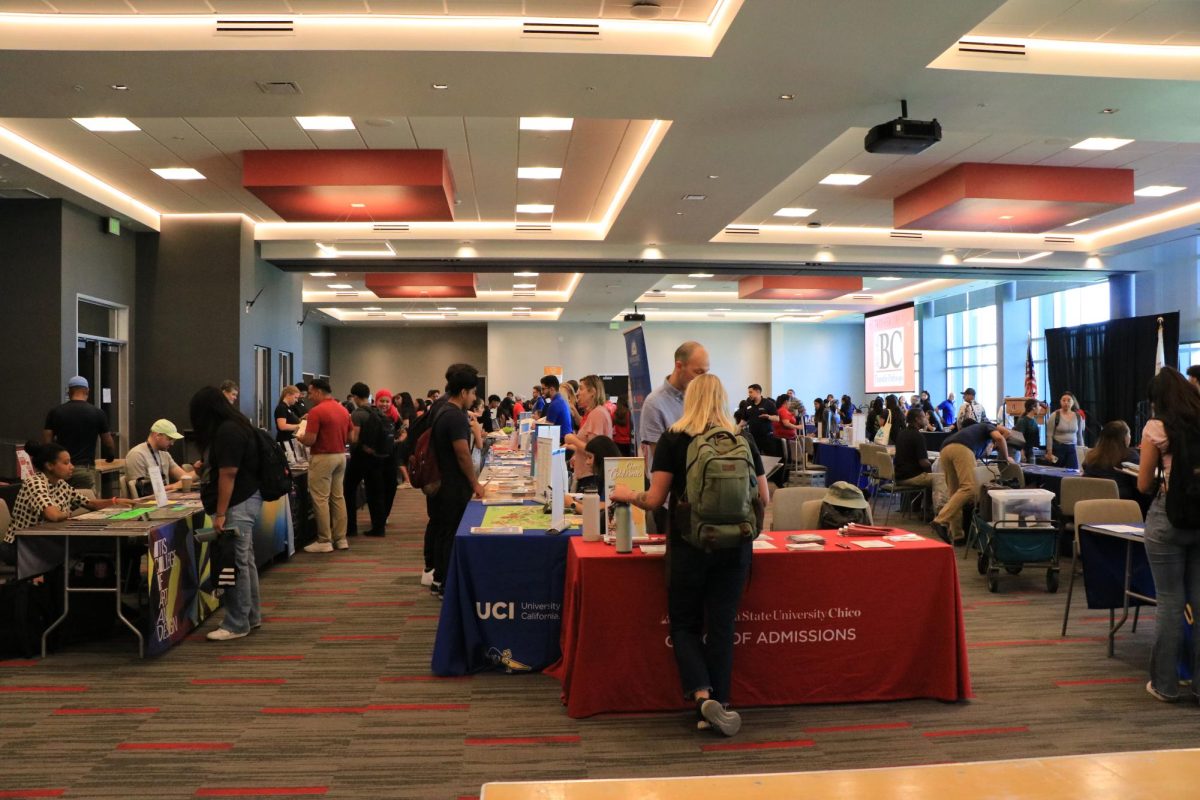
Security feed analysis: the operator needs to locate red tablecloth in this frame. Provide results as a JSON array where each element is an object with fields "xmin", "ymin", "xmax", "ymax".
[{"xmin": 545, "ymin": 531, "xmax": 971, "ymax": 718}]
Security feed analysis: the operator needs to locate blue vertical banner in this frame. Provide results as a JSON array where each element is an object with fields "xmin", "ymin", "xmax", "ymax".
[{"xmin": 623, "ymin": 325, "xmax": 653, "ymax": 445}]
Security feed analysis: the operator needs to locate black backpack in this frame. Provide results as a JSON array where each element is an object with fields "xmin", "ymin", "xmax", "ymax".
[
  {"xmin": 361, "ymin": 406, "xmax": 396, "ymax": 458},
  {"xmin": 1164, "ymin": 421, "xmax": 1200, "ymax": 529},
  {"xmin": 254, "ymin": 427, "xmax": 292, "ymax": 502}
]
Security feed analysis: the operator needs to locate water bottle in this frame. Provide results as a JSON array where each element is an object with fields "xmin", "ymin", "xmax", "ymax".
[
  {"xmin": 581, "ymin": 494, "xmax": 601, "ymax": 542},
  {"xmin": 615, "ymin": 503, "xmax": 633, "ymax": 553}
]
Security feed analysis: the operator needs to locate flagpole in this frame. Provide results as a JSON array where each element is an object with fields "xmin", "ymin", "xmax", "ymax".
[{"xmin": 1155, "ymin": 316, "xmax": 1165, "ymax": 375}]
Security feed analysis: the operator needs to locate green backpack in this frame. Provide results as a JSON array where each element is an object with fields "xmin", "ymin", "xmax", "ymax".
[{"xmin": 681, "ymin": 428, "xmax": 759, "ymax": 551}]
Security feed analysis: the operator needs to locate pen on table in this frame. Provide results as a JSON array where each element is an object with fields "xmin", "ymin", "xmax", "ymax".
[{"xmin": 836, "ymin": 543, "xmax": 852, "ymax": 550}]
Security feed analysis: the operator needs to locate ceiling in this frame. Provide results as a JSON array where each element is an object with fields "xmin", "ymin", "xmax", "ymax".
[{"xmin": 0, "ymin": 0, "xmax": 1196, "ymax": 324}]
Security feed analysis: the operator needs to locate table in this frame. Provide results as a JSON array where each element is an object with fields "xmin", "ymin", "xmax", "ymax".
[
  {"xmin": 14, "ymin": 503, "xmax": 212, "ymax": 658},
  {"xmin": 546, "ymin": 532, "xmax": 971, "ymax": 718},
  {"xmin": 813, "ymin": 442, "xmax": 866, "ymax": 488},
  {"xmin": 1021, "ymin": 464, "xmax": 1080, "ymax": 497},
  {"xmin": 432, "ymin": 499, "xmax": 578, "ymax": 675},
  {"xmin": 1079, "ymin": 524, "xmax": 1155, "ymax": 657}
]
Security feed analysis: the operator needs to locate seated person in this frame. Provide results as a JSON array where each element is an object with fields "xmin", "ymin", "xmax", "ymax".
[
  {"xmin": 574, "ymin": 435, "xmax": 623, "ymax": 496},
  {"xmin": 1082, "ymin": 420, "xmax": 1145, "ymax": 510},
  {"xmin": 2, "ymin": 440, "xmax": 136, "ymax": 565},
  {"xmin": 125, "ymin": 419, "xmax": 190, "ymax": 494},
  {"xmin": 894, "ymin": 408, "xmax": 935, "ymax": 491}
]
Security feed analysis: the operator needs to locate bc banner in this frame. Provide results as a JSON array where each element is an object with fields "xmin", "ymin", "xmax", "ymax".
[{"xmin": 623, "ymin": 325, "xmax": 653, "ymax": 444}]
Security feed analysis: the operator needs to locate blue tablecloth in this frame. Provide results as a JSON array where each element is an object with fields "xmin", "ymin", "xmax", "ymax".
[
  {"xmin": 1079, "ymin": 528, "xmax": 1155, "ymax": 610},
  {"xmin": 1020, "ymin": 464, "xmax": 1080, "ymax": 497},
  {"xmin": 814, "ymin": 442, "xmax": 866, "ymax": 488},
  {"xmin": 431, "ymin": 500, "xmax": 579, "ymax": 676}
]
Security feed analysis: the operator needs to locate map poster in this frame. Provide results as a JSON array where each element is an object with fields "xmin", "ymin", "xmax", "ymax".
[{"xmin": 603, "ymin": 457, "xmax": 646, "ymax": 537}]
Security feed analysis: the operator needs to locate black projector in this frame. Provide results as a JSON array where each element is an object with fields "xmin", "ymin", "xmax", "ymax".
[
  {"xmin": 864, "ymin": 117, "xmax": 942, "ymax": 155},
  {"xmin": 624, "ymin": 313, "xmax": 646, "ymax": 322}
]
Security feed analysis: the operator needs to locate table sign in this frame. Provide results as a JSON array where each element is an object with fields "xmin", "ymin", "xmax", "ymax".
[
  {"xmin": 603, "ymin": 457, "xmax": 646, "ymax": 537},
  {"xmin": 148, "ymin": 461, "xmax": 170, "ymax": 507}
]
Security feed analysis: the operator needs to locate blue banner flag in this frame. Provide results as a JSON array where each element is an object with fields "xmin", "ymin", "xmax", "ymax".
[{"xmin": 623, "ymin": 325, "xmax": 653, "ymax": 445}]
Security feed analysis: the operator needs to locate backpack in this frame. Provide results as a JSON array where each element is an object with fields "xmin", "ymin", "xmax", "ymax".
[
  {"xmin": 408, "ymin": 404, "xmax": 449, "ymax": 495},
  {"xmin": 254, "ymin": 427, "xmax": 292, "ymax": 502},
  {"xmin": 361, "ymin": 406, "xmax": 396, "ymax": 458},
  {"xmin": 680, "ymin": 428, "xmax": 759, "ymax": 551},
  {"xmin": 818, "ymin": 502, "xmax": 870, "ymax": 530},
  {"xmin": 1163, "ymin": 421, "xmax": 1200, "ymax": 529}
]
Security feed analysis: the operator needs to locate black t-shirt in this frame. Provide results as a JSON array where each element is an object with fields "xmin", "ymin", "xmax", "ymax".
[
  {"xmin": 893, "ymin": 426, "xmax": 930, "ymax": 482},
  {"xmin": 432, "ymin": 403, "xmax": 473, "ymax": 495},
  {"xmin": 481, "ymin": 406, "xmax": 497, "ymax": 433},
  {"xmin": 350, "ymin": 405, "xmax": 372, "ymax": 455},
  {"xmin": 943, "ymin": 422, "xmax": 998, "ymax": 458},
  {"xmin": 44, "ymin": 400, "xmax": 110, "ymax": 465},
  {"xmin": 200, "ymin": 419, "xmax": 261, "ymax": 514},
  {"xmin": 274, "ymin": 401, "xmax": 299, "ymax": 443},
  {"xmin": 740, "ymin": 398, "xmax": 778, "ymax": 442},
  {"xmin": 651, "ymin": 429, "xmax": 765, "ymax": 507}
]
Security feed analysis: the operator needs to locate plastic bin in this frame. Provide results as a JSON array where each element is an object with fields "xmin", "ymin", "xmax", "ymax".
[{"xmin": 987, "ymin": 488, "xmax": 1054, "ymax": 524}]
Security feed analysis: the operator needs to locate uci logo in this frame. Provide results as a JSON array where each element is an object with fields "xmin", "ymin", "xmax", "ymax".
[{"xmin": 476, "ymin": 601, "xmax": 515, "ymax": 620}]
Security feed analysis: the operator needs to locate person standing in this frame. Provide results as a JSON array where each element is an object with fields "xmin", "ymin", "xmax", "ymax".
[
  {"xmin": 274, "ymin": 385, "xmax": 302, "ymax": 445},
  {"xmin": 610, "ymin": 374, "xmax": 769, "ymax": 737},
  {"xmin": 740, "ymin": 384, "xmax": 780, "ymax": 485},
  {"xmin": 768, "ymin": 394, "xmax": 800, "ymax": 473},
  {"xmin": 957, "ymin": 388, "xmax": 988, "ymax": 426},
  {"xmin": 1188, "ymin": 365, "xmax": 1200, "ymax": 390},
  {"xmin": 883, "ymin": 394, "xmax": 906, "ymax": 445},
  {"xmin": 930, "ymin": 419, "xmax": 1018, "ymax": 544},
  {"xmin": 936, "ymin": 391, "xmax": 957, "ymax": 429},
  {"xmin": 220, "ymin": 380, "xmax": 240, "ymax": 406},
  {"xmin": 919, "ymin": 390, "xmax": 944, "ymax": 432},
  {"xmin": 429, "ymin": 364, "xmax": 487, "ymax": 598},
  {"xmin": 612, "ymin": 395, "xmax": 634, "ymax": 456},
  {"xmin": 344, "ymin": 382, "xmax": 386, "ymax": 538},
  {"xmin": 538, "ymin": 375, "xmax": 575, "ymax": 441},
  {"xmin": 124, "ymin": 419, "xmax": 189, "ymax": 492},
  {"xmin": 189, "ymin": 386, "xmax": 264, "ymax": 641},
  {"xmin": 1046, "ymin": 392, "xmax": 1086, "ymax": 469},
  {"xmin": 297, "ymin": 378, "xmax": 351, "ymax": 553},
  {"xmin": 564, "ymin": 375, "xmax": 614, "ymax": 493},
  {"xmin": 292, "ymin": 381, "xmax": 310, "ymax": 418},
  {"xmin": 640, "ymin": 341, "xmax": 710, "ymax": 462},
  {"xmin": 838, "ymin": 395, "xmax": 855, "ymax": 425},
  {"xmin": 482, "ymin": 395, "xmax": 501, "ymax": 434},
  {"xmin": 1010, "ymin": 398, "xmax": 1042, "ymax": 463},
  {"xmin": 1136, "ymin": 367, "xmax": 1200, "ymax": 703},
  {"xmin": 42, "ymin": 375, "xmax": 115, "ymax": 490}
]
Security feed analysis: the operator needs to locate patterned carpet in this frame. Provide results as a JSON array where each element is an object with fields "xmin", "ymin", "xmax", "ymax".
[{"xmin": 0, "ymin": 488, "xmax": 1192, "ymax": 800}]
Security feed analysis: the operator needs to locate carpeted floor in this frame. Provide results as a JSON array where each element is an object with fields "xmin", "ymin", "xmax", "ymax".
[{"xmin": 0, "ymin": 488, "xmax": 1191, "ymax": 800}]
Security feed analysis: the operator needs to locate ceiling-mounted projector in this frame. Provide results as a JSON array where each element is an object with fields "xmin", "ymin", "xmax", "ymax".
[
  {"xmin": 864, "ymin": 99, "xmax": 941, "ymax": 155},
  {"xmin": 624, "ymin": 312, "xmax": 646, "ymax": 322}
]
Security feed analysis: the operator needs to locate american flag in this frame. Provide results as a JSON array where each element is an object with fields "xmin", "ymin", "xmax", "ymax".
[{"xmin": 1024, "ymin": 337, "xmax": 1037, "ymax": 398}]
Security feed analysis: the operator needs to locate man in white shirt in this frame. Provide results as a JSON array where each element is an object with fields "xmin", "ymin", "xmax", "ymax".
[
  {"xmin": 957, "ymin": 387, "xmax": 989, "ymax": 427},
  {"xmin": 125, "ymin": 419, "xmax": 189, "ymax": 494}
]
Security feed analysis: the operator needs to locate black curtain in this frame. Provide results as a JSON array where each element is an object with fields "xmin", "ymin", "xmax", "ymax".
[{"xmin": 1046, "ymin": 311, "xmax": 1179, "ymax": 443}]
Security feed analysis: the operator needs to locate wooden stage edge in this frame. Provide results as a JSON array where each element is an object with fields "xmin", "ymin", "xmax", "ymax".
[{"xmin": 481, "ymin": 747, "xmax": 1200, "ymax": 800}]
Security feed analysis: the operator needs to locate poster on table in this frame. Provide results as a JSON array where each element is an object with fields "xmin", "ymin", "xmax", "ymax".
[
  {"xmin": 603, "ymin": 457, "xmax": 646, "ymax": 537},
  {"xmin": 534, "ymin": 425, "xmax": 558, "ymax": 497},
  {"xmin": 146, "ymin": 519, "xmax": 202, "ymax": 656},
  {"xmin": 622, "ymin": 325, "xmax": 653, "ymax": 447}
]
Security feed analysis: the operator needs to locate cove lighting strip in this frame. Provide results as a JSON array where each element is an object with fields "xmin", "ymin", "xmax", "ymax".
[{"xmin": 930, "ymin": 35, "xmax": 1200, "ymax": 82}]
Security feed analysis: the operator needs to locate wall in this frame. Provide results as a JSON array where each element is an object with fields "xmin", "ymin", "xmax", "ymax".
[
  {"xmin": 771, "ymin": 322, "xmax": 866, "ymax": 406},
  {"xmin": 239, "ymin": 229, "xmax": 304, "ymax": 425},
  {"xmin": 329, "ymin": 325, "xmax": 488, "ymax": 398},
  {"xmin": 1109, "ymin": 236, "xmax": 1200, "ymax": 343},
  {"xmin": 303, "ymin": 321, "xmax": 330, "ymax": 377}
]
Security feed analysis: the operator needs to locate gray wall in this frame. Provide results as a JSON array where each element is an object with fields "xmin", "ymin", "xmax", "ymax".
[
  {"xmin": 1110, "ymin": 236, "xmax": 1200, "ymax": 343},
  {"xmin": 238, "ymin": 225, "xmax": 304, "ymax": 425},
  {"xmin": 771, "ymin": 322, "xmax": 866, "ymax": 406},
  {"xmin": 329, "ymin": 325, "xmax": 488, "ymax": 398},
  {"xmin": 303, "ymin": 321, "xmax": 330, "ymax": 378}
]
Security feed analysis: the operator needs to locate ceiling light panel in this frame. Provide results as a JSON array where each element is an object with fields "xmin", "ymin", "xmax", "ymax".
[
  {"xmin": 820, "ymin": 173, "xmax": 871, "ymax": 186},
  {"xmin": 516, "ymin": 204, "xmax": 554, "ymax": 214},
  {"xmin": 519, "ymin": 117, "xmax": 574, "ymax": 131},
  {"xmin": 517, "ymin": 167, "xmax": 563, "ymax": 180},
  {"xmin": 73, "ymin": 117, "xmax": 140, "ymax": 132},
  {"xmin": 1070, "ymin": 137, "xmax": 1133, "ymax": 151},
  {"xmin": 151, "ymin": 167, "xmax": 205, "ymax": 180},
  {"xmin": 775, "ymin": 207, "xmax": 817, "ymax": 217},
  {"xmin": 1133, "ymin": 185, "xmax": 1186, "ymax": 197},
  {"xmin": 296, "ymin": 116, "xmax": 356, "ymax": 131}
]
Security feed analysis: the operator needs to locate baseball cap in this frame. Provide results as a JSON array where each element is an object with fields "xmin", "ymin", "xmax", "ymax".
[
  {"xmin": 963, "ymin": 387, "xmax": 976, "ymax": 396},
  {"xmin": 151, "ymin": 419, "xmax": 184, "ymax": 439},
  {"xmin": 67, "ymin": 375, "xmax": 89, "ymax": 390}
]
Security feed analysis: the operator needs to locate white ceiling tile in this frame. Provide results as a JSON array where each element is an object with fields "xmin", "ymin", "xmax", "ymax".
[
  {"xmin": 554, "ymin": 117, "xmax": 627, "ymax": 221},
  {"xmin": 1033, "ymin": 0, "xmax": 1158, "ymax": 40},
  {"xmin": 241, "ymin": 117, "xmax": 316, "ymax": 149},
  {"xmin": 464, "ymin": 117, "xmax": 518, "ymax": 220},
  {"xmin": 127, "ymin": 1, "xmax": 216, "ymax": 12},
  {"xmin": 42, "ymin": 0, "xmax": 133, "ymax": 11},
  {"xmin": 0, "ymin": 1, "xmax": 56, "ymax": 11},
  {"xmin": 285, "ymin": 0, "xmax": 370, "ymax": 12},
  {"xmin": 363, "ymin": 0, "xmax": 448, "ymax": 12},
  {"xmin": 307, "ymin": 128, "xmax": 366, "ymax": 148},
  {"xmin": 182, "ymin": 117, "xmax": 265, "ymax": 153},
  {"xmin": 408, "ymin": 116, "xmax": 477, "ymax": 221},
  {"xmin": 206, "ymin": 0, "xmax": 290, "ymax": 12},
  {"xmin": 357, "ymin": 117, "xmax": 419, "ymax": 148}
]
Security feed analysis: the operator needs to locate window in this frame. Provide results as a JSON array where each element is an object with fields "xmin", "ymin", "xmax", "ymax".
[
  {"xmin": 253, "ymin": 346, "xmax": 271, "ymax": 430},
  {"xmin": 946, "ymin": 305, "xmax": 997, "ymax": 414},
  {"xmin": 1182, "ymin": 342, "xmax": 1200, "ymax": 371},
  {"xmin": 913, "ymin": 318, "xmax": 921, "ymax": 395},
  {"xmin": 279, "ymin": 351, "xmax": 294, "ymax": 392},
  {"xmin": 1029, "ymin": 281, "xmax": 1110, "ymax": 400}
]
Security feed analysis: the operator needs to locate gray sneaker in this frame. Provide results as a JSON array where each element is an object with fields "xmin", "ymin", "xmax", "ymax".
[
  {"xmin": 303, "ymin": 541, "xmax": 334, "ymax": 554},
  {"xmin": 700, "ymin": 699, "xmax": 742, "ymax": 737}
]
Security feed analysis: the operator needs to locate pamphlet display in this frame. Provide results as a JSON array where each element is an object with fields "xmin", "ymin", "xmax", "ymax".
[
  {"xmin": 603, "ymin": 457, "xmax": 646, "ymax": 538},
  {"xmin": 534, "ymin": 425, "xmax": 559, "ymax": 498},
  {"xmin": 549, "ymin": 446, "xmax": 566, "ymax": 532},
  {"xmin": 148, "ymin": 463, "xmax": 170, "ymax": 507}
]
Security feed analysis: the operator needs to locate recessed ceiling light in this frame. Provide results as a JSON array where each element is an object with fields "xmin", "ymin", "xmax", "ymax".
[
  {"xmin": 675, "ymin": 211, "xmax": 685, "ymax": 215},
  {"xmin": 1065, "ymin": 217, "xmax": 1091, "ymax": 227},
  {"xmin": 775, "ymin": 207, "xmax": 817, "ymax": 217},
  {"xmin": 708, "ymin": 175, "xmax": 719, "ymax": 179},
  {"xmin": 513, "ymin": 271, "xmax": 540, "ymax": 277},
  {"xmin": 1070, "ymin": 137, "xmax": 1133, "ymax": 151},
  {"xmin": 820, "ymin": 173, "xmax": 870, "ymax": 186},
  {"xmin": 513, "ymin": 306, "xmax": 532, "ymax": 311},
  {"xmin": 1085, "ymin": 256, "xmax": 1104, "ymax": 270},
  {"xmin": 73, "ymin": 117, "xmax": 140, "ymax": 132},
  {"xmin": 516, "ymin": 204, "xmax": 554, "ymax": 214},
  {"xmin": 682, "ymin": 194, "xmax": 707, "ymax": 201},
  {"xmin": 877, "ymin": 277, "xmax": 902, "ymax": 281},
  {"xmin": 327, "ymin": 283, "xmax": 354, "ymax": 289},
  {"xmin": 517, "ymin": 167, "xmax": 562, "ymax": 180},
  {"xmin": 362, "ymin": 306, "xmax": 382, "ymax": 311},
  {"xmin": 1100, "ymin": 108, "xmax": 1119, "ymax": 115},
  {"xmin": 437, "ymin": 306, "xmax": 457, "ymax": 311},
  {"xmin": 350, "ymin": 203, "xmax": 366, "ymax": 208},
  {"xmin": 513, "ymin": 283, "xmax": 537, "ymax": 289},
  {"xmin": 519, "ymin": 117, "xmax": 573, "ymax": 131},
  {"xmin": 1134, "ymin": 185, "xmax": 1186, "ymax": 197},
  {"xmin": 309, "ymin": 272, "xmax": 337, "ymax": 277},
  {"xmin": 109, "ymin": 84, "xmax": 128, "ymax": 91},
  {"xmin": 672, "ymin": 284, "xmax": 696, "ymax": 289},
  {"xmin": 714, "ymin": 307, "xmax": 731, "ymax": 312},
  {"xmin": 850, "ymin": 294, "xmax": 874, "ymax": 300},
  {"xmin": 403, "ymin": 313, "xmax": 446, "ymax": 320},
  {"xmin": 779, "ymin": 93, "xmax": 795, "ymax": 100},
  {"xmin": 151, "ymin": 167, "xmax": 205, "ymax": 180},
  {"xmin": 431, "ymin": 82, "xmax": 449, "ymax": 90},
  {"xmin": 295, "ymin": 116, "xmax": 355, "ymax": 131},
  {"xmin": 689, "ymin": 273, "xmax": 714, "ymax": 278},
  {"xmin": 999, "ymin": 215, "xmax": 1014, "ymax": 220}
]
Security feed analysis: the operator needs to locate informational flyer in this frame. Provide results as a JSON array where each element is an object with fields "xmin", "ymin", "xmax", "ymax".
[
  {"xmin": 603, "ymin": 457, "xmax": 646, "ymax": 537},
  {"xmin": 534, "ymin": 425, "xmax": 559, "ymax": 498},
  {"xmin": 550, "ymin": 446, "xmax": 567, "ymax": 531}
]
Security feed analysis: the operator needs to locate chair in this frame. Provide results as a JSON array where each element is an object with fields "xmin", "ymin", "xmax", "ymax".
[
  {"xmin": 859, "ymin": 442, "xmax": 888, "ymax": 486},
  {"xmin": 1061, "ymin": 498, "xmax": 1143, "ymax": 636},
  {"xmin": 0, "ymin": 499, "xmax": 13, "ymax": 578},
  {"xmin": 870, "ymin": 453, "xmax": 926, "ymax": 526},
  {"xmin": 124, "ymin": 477, "xmax": 142, "ymax": 500},
  {"xmin": 769, "ymin": 487, "xmax": 829, "ymax": 531},
  {"xmin": 799, "ymin": 499, "xmax": 822, "ymax": 529}
]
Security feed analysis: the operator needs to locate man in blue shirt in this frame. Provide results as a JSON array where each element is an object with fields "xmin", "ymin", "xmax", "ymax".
[
  {"xmin": 936, "ymin": 391, "xmax": 956, "ymax": 429},
  {"xmin": 539, "ymin": 375, "xmax": 573, "ymax": 441},
  {"xmin": 930, "ymin": 419, "xmax": 1020, "ymax": 543}
]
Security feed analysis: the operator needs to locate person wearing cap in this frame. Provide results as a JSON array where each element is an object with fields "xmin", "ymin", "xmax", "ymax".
[
  {"xmin": 930, "ymin": 419, "xmax": 1020, "ymax": 543},
  {"xmin": 124, "ymin": 420, "xmax": 191, "ymax": 493},
  {"xmin": 42, "ymin": 375, "xmax": 115, "ymax": 490},
  {"xmin": 956, "ymin": 388, "xmax": 989, "ymax": 427}
]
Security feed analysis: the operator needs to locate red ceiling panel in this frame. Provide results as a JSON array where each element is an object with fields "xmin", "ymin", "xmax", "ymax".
[
  {"xmin": 364, "ymin": 272, "xmax": 477, "ymax": 299},
  {"xmin": 738, "ymin": 275, "xmax": 862, "ymax": 300}
]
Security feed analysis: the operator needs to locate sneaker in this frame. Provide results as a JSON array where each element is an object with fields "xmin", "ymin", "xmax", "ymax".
[
  {"xmin": 334, "ymin": 539, "xmax": 350, "ymax": 551},
  {"xmin": 929, "ymin": 522, "xmax": 951, "ymax": 544},
  {"xmin": 699, "ymin": 699, "xmax": 742, "ymax": 737},
  {"xmin": 1146, "ymin": 681, "xmax": 1178, "ymax": 703},
  {"xmin": 206, "ymin": 628, "xmax": 248, "ymax": 642},
  {"xmin": 420, "ymin": 569, "xmax": 435, "ymax": 587},
  {"xmin": 303, "ymin": 541, "xmax": 334, "ymax": 554},
  {"xmin": 430, "ymin": 581, "xmax": 443, "ymax": 599}
]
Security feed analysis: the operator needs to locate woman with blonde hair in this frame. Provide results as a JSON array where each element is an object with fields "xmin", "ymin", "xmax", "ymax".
[
  {"xmin": 564, "ymin": 375, "xmax": 614, "ymax": 492},
  {"xmin": 274, "ymin": 384, "xmax": 301, "ymax": 444},
  {"xmin": 611, "ymin": 373, "xmax": 769, "ymax": 738},
  {"xmin": 559, "ymin": 380, "xmax": 583, "ymax": 431}
]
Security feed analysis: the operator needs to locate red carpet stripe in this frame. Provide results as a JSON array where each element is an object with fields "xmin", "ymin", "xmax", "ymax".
[
  {"xmin": 0, "ymin": 791, "xmax": 66, "ymax": 798},
  {"xmin": 263, "ymin": 616, "xmax": 335, "ymax": 623},
  {"xmin": 1055, "ymin": 677, "xmax": 1142, "ymax": 687},
  {"xmin": 195, "ymin": 788, "xmax": 327, "ymax": 797},
  {"xmin": 374, "ymin": 567, "xmax": 421, "ymax": 573},
  {"xmin": 701, "ymin": 739, "xmax": 815, "ymax": 752},
  {"xmin": 0, "ymin": 660, "xmax": 39, "ymax": 668},
  {"xmin": 219, "ymin": 655, "xmax": 305, "ymax": 662},
  {"xmin": 260, "ymin": 706, "xmax": 365, "ymax": 715},
  {"xmin": 366, "ymin": 703, "xmax": 469, "ymax": 712},
  {"xmin": 319, "ymin": 635, "xmax": 398, "ymax": 641},
  {"xmin": 119, "ymin": 742, "xmax": 233, "ymax": 751},
  {"xmin": 804, "ymin": 722, "xmax": 912, "ymax": 734},
  {"xmin": 346, "ymin": 601, "xmax": 414, "ymax": 608},
  {"xmin": 0, "ymin": 685, "xmax": 87, "ymax": 693},
  {"xmin": 923, "ymin": 726, "xmax": 1029, "ymax": 738},
  {"xmin": 192, "ymin": 678, "xmax": 288, "ymax": 686},
  {"xmin": 53, "ymin": 707, "xmax": 158, "ymax": 715},
  {"xmin": 465, "ymin": 735, "xmax": 580, "ymax": 746}
]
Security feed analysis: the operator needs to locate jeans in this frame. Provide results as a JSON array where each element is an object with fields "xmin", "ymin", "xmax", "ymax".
[
  {"xmin": 1052, "ymin": 440, "xmax": 1079, "ymax": 470},
  {"xmin": 668, "ymin": 538, "xmax": 752, "ymax": 705},
  {"xmin": 308, "ymin": 453, "xmax": 348, "ymax": 544},
  {"xmin": 219, "ymin": 491, "xmax": 264, "ymax": 634},
  {"xmin": 1143, "ymin": 494, "xmax": 1200, "ymax": 700}
]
